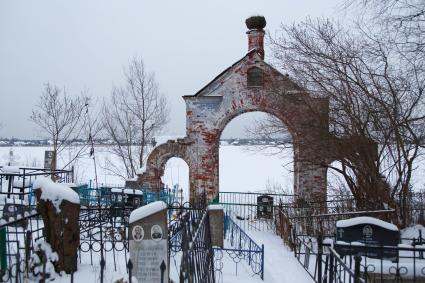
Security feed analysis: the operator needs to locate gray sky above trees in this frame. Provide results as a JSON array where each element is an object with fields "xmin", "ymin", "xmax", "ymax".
[{"xmin": 0, "ymin": 0, "xmax": 341, "ymax": 138}]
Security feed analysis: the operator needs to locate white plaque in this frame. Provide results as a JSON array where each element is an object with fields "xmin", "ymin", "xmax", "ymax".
[{"xmin": 133, "ymin": 239, "xmax": 168, "ymax": 283}]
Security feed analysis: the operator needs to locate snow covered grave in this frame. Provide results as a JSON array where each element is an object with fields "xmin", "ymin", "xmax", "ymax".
[
  {"xmin": 33, "ymin": 178, "xmax": 80, "ymax": 211},
  {"xmin": 33, "ymin": 177, "xmax": 80, "ymax": 273},
  {"xmin": 335, "ymin": 216, "xmax": 400, "ymax": 259}
]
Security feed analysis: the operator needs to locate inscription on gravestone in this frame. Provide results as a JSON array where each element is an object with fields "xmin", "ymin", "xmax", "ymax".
[{"xmin": 129, "ymin": 201, "xmax": 168, "ymax": 283}]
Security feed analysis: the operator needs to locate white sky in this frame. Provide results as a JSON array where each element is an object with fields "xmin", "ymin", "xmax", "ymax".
[{"xmin": 0, "ymin": 0, "xmax": 344, "ymax": 138}]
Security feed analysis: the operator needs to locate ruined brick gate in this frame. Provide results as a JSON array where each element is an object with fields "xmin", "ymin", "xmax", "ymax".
[{"xmin": 139, "ymin": 17, "xmax": 331, "ymax": 203}]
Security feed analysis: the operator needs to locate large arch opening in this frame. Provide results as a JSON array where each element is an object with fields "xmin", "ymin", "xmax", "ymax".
[{"xmin": 219, "ymin": 111, "xmax": 294, "ymax": 194}]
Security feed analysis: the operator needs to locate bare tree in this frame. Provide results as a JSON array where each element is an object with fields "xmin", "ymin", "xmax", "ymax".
[
  {"xmin": 346, "ymin": 0, "xmax": 425, "ymax": 59},
  {"xmin": 261, "ymin": 18, "xmax": 425, "ymax": 225},
  {"xmin": 30, "ymin": 83, "xmax": 88, "ymax": 172},
  {"xmin": 102, "ymin": 57, "xmax": 169, "ymax": 180}
]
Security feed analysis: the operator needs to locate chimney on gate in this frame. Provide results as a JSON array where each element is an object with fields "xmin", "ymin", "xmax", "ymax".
[{"xmin": 245, "ymin": 15, "xmax": 266, "ymax": 60}]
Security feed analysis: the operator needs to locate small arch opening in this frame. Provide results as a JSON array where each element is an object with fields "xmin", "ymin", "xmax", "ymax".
[{"xmin": 162, "ymin": 157, "xmax": 189, "ymax": 203}]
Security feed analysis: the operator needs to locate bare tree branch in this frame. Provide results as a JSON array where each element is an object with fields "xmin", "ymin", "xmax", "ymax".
[
  {"xmin": 101, "ymin": 57, "xmax": 169, "ymax": 180},
  {"xmin": 30, "ymin": 83, "xmax": 90, "ymax": 173}
]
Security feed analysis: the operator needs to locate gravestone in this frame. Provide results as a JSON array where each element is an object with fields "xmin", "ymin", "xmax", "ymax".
[
  {"xmin": 33, "ymin": 179, "xmax": 80, "ymax": 273},
  {"xmin": 2, "ymin": 199, "xmax": 29, "ymax": 228},
  {"xmin": 129, "ymin": 201, "xmax": 168, "ymax": 283},
  {"xmin": 335, "ymin": 216, "xmax": 399, "ymax": 260},
  {"xmin": 44, "ymin": 151, "xmax": 54, "ymax": 169},
  {"xmin": 111, "ymin": 188, "xmax": 143, "ymax": 208},
  {"xmin": 257, "ymin": 195, "xmax": 273, "ymax": 219},
  {"xmin": 125, "ymin": 180, "xmax": 139, "ymax": 190}
]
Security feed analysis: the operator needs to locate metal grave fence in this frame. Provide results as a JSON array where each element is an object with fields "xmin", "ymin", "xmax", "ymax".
[
  {"xmin": 179, "ymin": 209, "xmax": 215, "ymax": 283},
  {"xmin": 211, "ymin": 191, "xmax": 295, "ymax": 232},
  {"xmin": 213, "ymin": 214, "xmax": 264, "ymax": 281},
  {"xmin": 0, "ymin": 209, "xmax": 45, "ymax": 282},
  {"xmin": 294, "ymin": 233, "xmax": 425, "ymax": 283}
]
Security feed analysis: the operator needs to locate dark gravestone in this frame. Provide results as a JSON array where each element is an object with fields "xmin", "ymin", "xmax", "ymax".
[
  {"xmin": 111, "ymin": 189, "xmax": 143, "ymax": 208},
  {"xmin": 110, "ymin": 189, "xmax": 143, "ymax": 221},
  {"xmin": 257, "ymin": 195, "xmax": 273, "ymax": 219},
  {"xmin": 125, "ymin": 193, "xmax": 143, "ymax": 209},
  {"xmin": 2, "ymin": 200, "xmax": 29, "ymax": 228},
  {"xmin": 335, "ymin": 216, "xmax": 399, "ymax": 260},
  {"xmin": 109, "ymin": 203, "xmax": 125, "ymax": 219},
  {"xmin": 34, "ymin": 188, "xmax": 80, "ymax": 273},
  {"xmin": 125, "ymin": 180, "xmax": 140, "ymax": 190}
]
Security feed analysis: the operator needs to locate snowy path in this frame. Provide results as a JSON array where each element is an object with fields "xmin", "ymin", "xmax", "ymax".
[{"xmin": 223, "ymin": 230, "xmax": 313, "ymax": 283}]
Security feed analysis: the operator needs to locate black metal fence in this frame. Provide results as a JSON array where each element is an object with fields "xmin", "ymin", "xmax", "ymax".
[
  {"xmin": 295, "ymin": 235, "xmax": 365, "ymax": 283},
  {"xmin": 78, "ymin": 207, "xmax": 129, "ymax": 271},
  {"xmin": 169, "ymin": 205, "xmax": 205, "ymax": 257},
  {"xmin": 179, "ymin": 209, "xmax": 215, "ymax": 283},
  {"xmin": 0, "ymin": 209, "xmax": 45, "ymax": 282},
  {"xmin": 214, "ymin": 215, "xmax": 264, "ymax": 281},
  {"xmin": 294, "ymin": 234, "xmax": 425, "ymax": 283},
  {"xmin": 0, "ymin": 167, "xmax": 73, "ymax": 201},
  {"xmin": 290, "ymin": 209, "xmax": 396, "ymax": 239},
  {"xmin": 211, "ymin": 191, "xmax": 295, "ymax": 232},
  {"xmin": 0, "ymin": 198, "xmax": 215, "ymax": 283}
]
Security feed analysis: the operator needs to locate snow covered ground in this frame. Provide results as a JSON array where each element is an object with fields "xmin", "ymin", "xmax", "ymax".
[
  {"xmin": 219, "ymin": 230, "xmax": 314, "ymax": 283},
  {"xmin": 0, "ymin": 142, "xmax": 424, "ymax": 282}
]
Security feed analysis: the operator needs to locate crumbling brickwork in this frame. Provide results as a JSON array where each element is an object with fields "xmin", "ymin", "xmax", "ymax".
[{"xmin": 139, "ymin": 18, "xmax": 331, "ymax": 203}]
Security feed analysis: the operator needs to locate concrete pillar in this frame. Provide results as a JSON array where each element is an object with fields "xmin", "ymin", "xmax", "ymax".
[{"xmin": 208, "ymin": 205, "xmax": 224, "ymax": 248}]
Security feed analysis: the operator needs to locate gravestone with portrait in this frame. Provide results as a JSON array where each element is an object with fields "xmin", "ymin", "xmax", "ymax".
[
  {"xmin": 335, "ymin": 216, "xmax": 399, "ymax": 260},
  {"xmin": 257, "ymin": 195, "xmax": 273, "ymax": 219},
  {"xmin": 129, "ymin": 201, "xmax": 168, "ymax": 283},
  {"xmin": 44, "ymin": 150, "xmax": 54, "ymax": 169},
  {"xmin": 2, "ymin": 199, "xmax": 29, "ymax": 228}
]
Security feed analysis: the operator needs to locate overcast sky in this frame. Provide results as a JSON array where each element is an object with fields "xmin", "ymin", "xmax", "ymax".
[{"xmin": 0, "ymin": 0, "xmax": 343, "ymax": 139}]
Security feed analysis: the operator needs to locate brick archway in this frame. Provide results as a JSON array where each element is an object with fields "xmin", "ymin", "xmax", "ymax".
[
  {"xmin": 139, "ymin": 19, "xmax": 331, "ymax": 203},
  {"xmin": 139, "ymin": 139, "xmax": 192, "ymax": 192}
]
